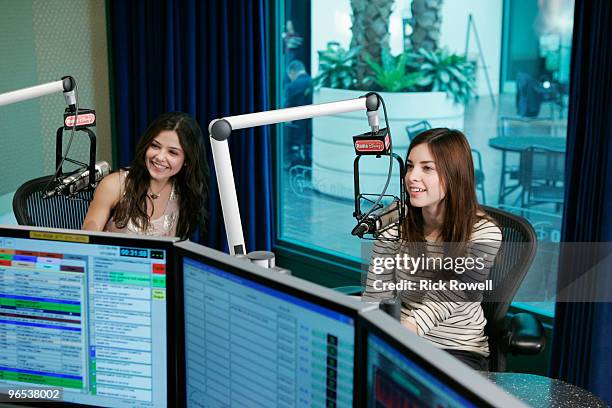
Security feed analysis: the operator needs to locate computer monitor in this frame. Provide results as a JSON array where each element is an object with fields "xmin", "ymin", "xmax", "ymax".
[
  {"xmin": 359, "ymin": 309, "xmax": 527, "ymax": 408},
  {"xmin": 0, "ymin": 226, "xmax": 178, "ymax": 407},
  {"xmin": 175, "ymin": 241, "xmax": 370, "ymax": 408}
]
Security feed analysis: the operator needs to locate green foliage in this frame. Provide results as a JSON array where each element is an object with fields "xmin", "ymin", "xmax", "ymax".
[
  {"xmin": 364, "ymin": 50, "xmax": 424, "ymax": 92},
  {"xmin": 312, "ymin": 42, "xmax": 476, "ymax": 105},
  {"xmin": 406, "ymin": 48, "xmax": 477, "ymax": 104},
  {"xmin": 312, "ymin": 42, "xmax": 362, "ymax": 90}
]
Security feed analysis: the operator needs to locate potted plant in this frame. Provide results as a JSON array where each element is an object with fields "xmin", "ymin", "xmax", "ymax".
[
  {"xmin": 311, "ymin": 0, "xmax": 474, "ymax": 200},
  {"xmin": 364, "ymin": 50, "xmax": 424, "ymax": 92},
  {"xmin": 407, "ymin": 47, "xmax": 476, "ymax": 105},
  {"xmin": 311, "ymin": 42, "xmax": 361, "ymax": 90}
]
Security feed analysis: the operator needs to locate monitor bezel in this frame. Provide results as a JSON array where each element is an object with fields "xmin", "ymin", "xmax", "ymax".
[
  {"xmin": 358, "ymin": 308, "xmax": 528, "ymax": 408},
  {"xmin": 174, "ymin": 240, "xmax": 373, "ymax": 408},
  {"xmin": 0, "ymin": 225, "xmax": 180, "ymax": 408}
]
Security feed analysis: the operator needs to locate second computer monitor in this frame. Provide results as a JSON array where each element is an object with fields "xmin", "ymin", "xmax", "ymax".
[
  {"xmin": 176, "ymin": 241, "xmax": 367, "ymax": 408},
  {"xmin": 360, "ymin": 309, "xmax": 527, "ymax": 408}
]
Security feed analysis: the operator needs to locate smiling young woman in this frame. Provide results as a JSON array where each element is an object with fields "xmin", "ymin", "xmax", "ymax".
[
  {"xmin": 82, "ymin": 112, "xmax": 209, "ymax": 239},
  {"xmin": 363, "ymin": 128, "xmax": 502, "ymax": 371}
]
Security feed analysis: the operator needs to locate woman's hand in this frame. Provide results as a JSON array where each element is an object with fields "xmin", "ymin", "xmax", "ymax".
[{"xmin": 401, "ymin": 316, "xmax": 418, "ymax": 334}]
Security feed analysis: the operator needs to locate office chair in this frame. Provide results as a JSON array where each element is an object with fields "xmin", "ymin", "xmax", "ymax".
[
  {"xmin": 496, "ymin": 115, "xmax": 558, "ymax": 204},
  {"xmin": 13, "ymin": 174, "xmax": 94, "ymax": 229},
  {"xmin": 335, "ymin": 206, "xmax": 545, "ymax": 372},
  {"xmin": 518, "ymin": 146, "xmax": 565, "ymax": 211},
  {"xmin": 12, "ymin": 123, "xmax": 98, "ymax": 229},
  {"xmin": 405, "ymin": 120, "xmax": 432, "ymax": 140},
  {"xmin": 481, "ymin": 205, "xmax": 545, "ymax": 371},
  {"xmin": 472, "ymin": 149, "xmax": 486, "ymax": 204}
]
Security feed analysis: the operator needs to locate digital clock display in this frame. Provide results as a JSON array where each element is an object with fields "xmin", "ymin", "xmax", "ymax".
[{"xmin": 119, "ymin": 247, "xmax": 149, "ymax": 258}]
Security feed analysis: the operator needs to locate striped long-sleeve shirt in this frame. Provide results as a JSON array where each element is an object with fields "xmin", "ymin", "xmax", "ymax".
[{"xmin": 363, "ymin": 217, "xmax": 502, "ymax": 356}]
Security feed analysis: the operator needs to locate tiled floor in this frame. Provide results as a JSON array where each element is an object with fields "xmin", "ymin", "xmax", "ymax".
[{"xmin": 279, "ymin": 93, "xmax": 565, "ymax": 311}]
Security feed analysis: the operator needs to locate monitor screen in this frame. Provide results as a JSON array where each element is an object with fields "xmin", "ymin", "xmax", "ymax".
[
  {"xmin": 0, "ymin": 227, "xmax": 176, "ymax": 407},
  {"xmin": 367, "ymin": 332, "xmax": 476, "ymax": 408},
  {"xmin": 361, "ymin": 309, "xmax": 526, "ymax": 408},
  {"xmin": 178, "ymin": 243, "xmax": 360, "ymax": 408}
]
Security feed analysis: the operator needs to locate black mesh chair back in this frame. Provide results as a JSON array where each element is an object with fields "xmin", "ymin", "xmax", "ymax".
[
  {"xmin": 405, "ymin": 120, "xmax": 432, "ymax": 141},
  {"xmin": 13, "ymin": 175, "xmax": 94, "ymax": 230},
  {"xmin": 480, "ymin": 206, "xmax": 537, "ymax": 371}
]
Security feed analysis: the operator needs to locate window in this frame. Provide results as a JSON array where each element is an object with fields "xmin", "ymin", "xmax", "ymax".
[{"xmin": 275, "ymin": 0, "xmax": 574, "ymax": 317}]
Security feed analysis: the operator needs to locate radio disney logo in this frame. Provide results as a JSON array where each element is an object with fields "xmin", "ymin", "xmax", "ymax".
[
  {"xmin": 355, "ymin": 140, "xmax": 384, "ymax": 152},
  {"xmin": 65, "ymin": 113, "xmax": 96, "ymax": 127}
]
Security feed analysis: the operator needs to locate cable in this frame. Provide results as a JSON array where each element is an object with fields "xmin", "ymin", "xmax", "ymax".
[
  {"xmin": 359, "ymin": 93, "xmax": 394, "ymax": 223},
  {"xmin": 42, "ymin": 81, "xmax": 80, "ymax": 197}
]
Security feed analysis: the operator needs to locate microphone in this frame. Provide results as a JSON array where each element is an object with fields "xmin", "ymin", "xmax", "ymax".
[
  {"xmin": 364, "ymin": 92, "xmax": 381, "ymax": 133},
  {"xmin": 44, "ymin": 161, "xmax": 110, "ymax": 198},
  {"xmin": 63, "ymin": 89, "xmax": 76, "ymax": 112},
  {"xmin": 62, "ymin": 76, "xmax": 77, "ymax": 112},
  {"xmin": 366, "ymin": 110, "xmax": 379, "ymax": 133},
  {"xmin": 351, "ymin": 200, "xmax": 400, "ymax": 238}
]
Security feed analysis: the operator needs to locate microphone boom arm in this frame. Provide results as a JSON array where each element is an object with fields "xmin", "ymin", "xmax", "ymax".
[
  {"xmin": 0, "ymin": 76, "xmax": 76, "ymax": 110},
  {"xmin": 209, "ymin": 94, "xmax": 381, "ymax": 256}
]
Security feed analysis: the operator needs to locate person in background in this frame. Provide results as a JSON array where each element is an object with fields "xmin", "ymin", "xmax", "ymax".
[
  {"xmin": 82, "ymin": 112, "xmax": 209, "ymax": 239},
  {"xmin": 282, "ymin": 20, "xmax": 304, "ymax": 72},
  {"xmin": 284, "ymin": 59, "xmax": 313, "ymax": 166}
]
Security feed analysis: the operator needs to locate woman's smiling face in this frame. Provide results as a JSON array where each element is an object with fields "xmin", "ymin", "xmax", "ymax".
[
  {"xmin": 405, "ymin": 143, "xmax": 446, "ymax": 210},
  {"xmin": 145, "ymin": 130, "xmax": 185, "ymax": 182}
]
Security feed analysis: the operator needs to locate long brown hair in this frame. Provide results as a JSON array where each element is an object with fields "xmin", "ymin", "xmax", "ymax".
[
  {"xmin": 402, "ymin": 128, "xmax": 481, "ymax": 245},
  {"xmin": 113, "ymin": 112, "xmax": 209, "ymax": 239}
]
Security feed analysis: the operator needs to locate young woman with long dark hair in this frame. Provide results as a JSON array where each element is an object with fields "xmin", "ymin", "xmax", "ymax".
[
  {"xmin": 82, "ymin": 112, "xmax": 209, "ymax": 239},
  {"xmin": 364, "ymin": 128, "xmax": 502, "ymax": 370}
]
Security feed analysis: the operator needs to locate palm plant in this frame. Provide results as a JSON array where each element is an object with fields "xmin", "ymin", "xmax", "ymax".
[
  {"xmin": 312, "ymin": 42, "xmax": 362, "ymax": 90},
  {"xmin": 364, "ymin": 50, "xmax": 423, "ymax": 92},
  {"xmin": 349, "ymin": 0, "xmax": 394, "ymax": 85},
  {"xmin": 407, "ymin": 48, "xmax": 476, "ymax": 104},
  {"xmin": 409, "ymin": 0, "xmax": 444, "ymax": 51}
]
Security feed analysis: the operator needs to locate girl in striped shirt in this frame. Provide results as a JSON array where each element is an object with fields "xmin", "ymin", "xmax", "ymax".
[{"xmin": 364, "ymin": 128, "xmax": 502, "ymax": 371}]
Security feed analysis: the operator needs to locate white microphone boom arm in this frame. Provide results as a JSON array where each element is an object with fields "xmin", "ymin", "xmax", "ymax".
[
  {"xmin": 208, "ymin": 93, "xmax": 381, "ymax": 256},
  {"xmin": 0, "ymin": 76, "xmax": 77, "ymax": 110}
]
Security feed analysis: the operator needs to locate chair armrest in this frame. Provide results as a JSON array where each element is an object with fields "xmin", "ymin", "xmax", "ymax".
[{"xmin": 504, "ymin": 313, "xmax": 546, "ymax": 355}]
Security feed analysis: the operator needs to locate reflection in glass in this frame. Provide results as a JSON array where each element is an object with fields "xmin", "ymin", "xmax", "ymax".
[{"xmin": 277, "ymin": 0, "xmax": 574, "ymax": 315}]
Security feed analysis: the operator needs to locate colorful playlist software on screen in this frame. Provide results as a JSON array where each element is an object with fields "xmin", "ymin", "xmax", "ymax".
[
  {"xmin": 0, "ymin": 235, "xmax": 168, "ymax": 407},
  {"xmin": 183, "ymin": 257, "xmax": 355, "ymax": 407},
  {"xmin": 367, "ymin": 332, "xmax": 476, "ymax": 408}
]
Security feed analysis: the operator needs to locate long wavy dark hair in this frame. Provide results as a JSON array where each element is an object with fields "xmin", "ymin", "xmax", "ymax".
[
  {"xmin": 112, "ymin": 112, "xmax": 209, "ymax": 239},
  {"xmin": 402, "ymin": 128, "xmax": 484, "ymax": 246}
]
